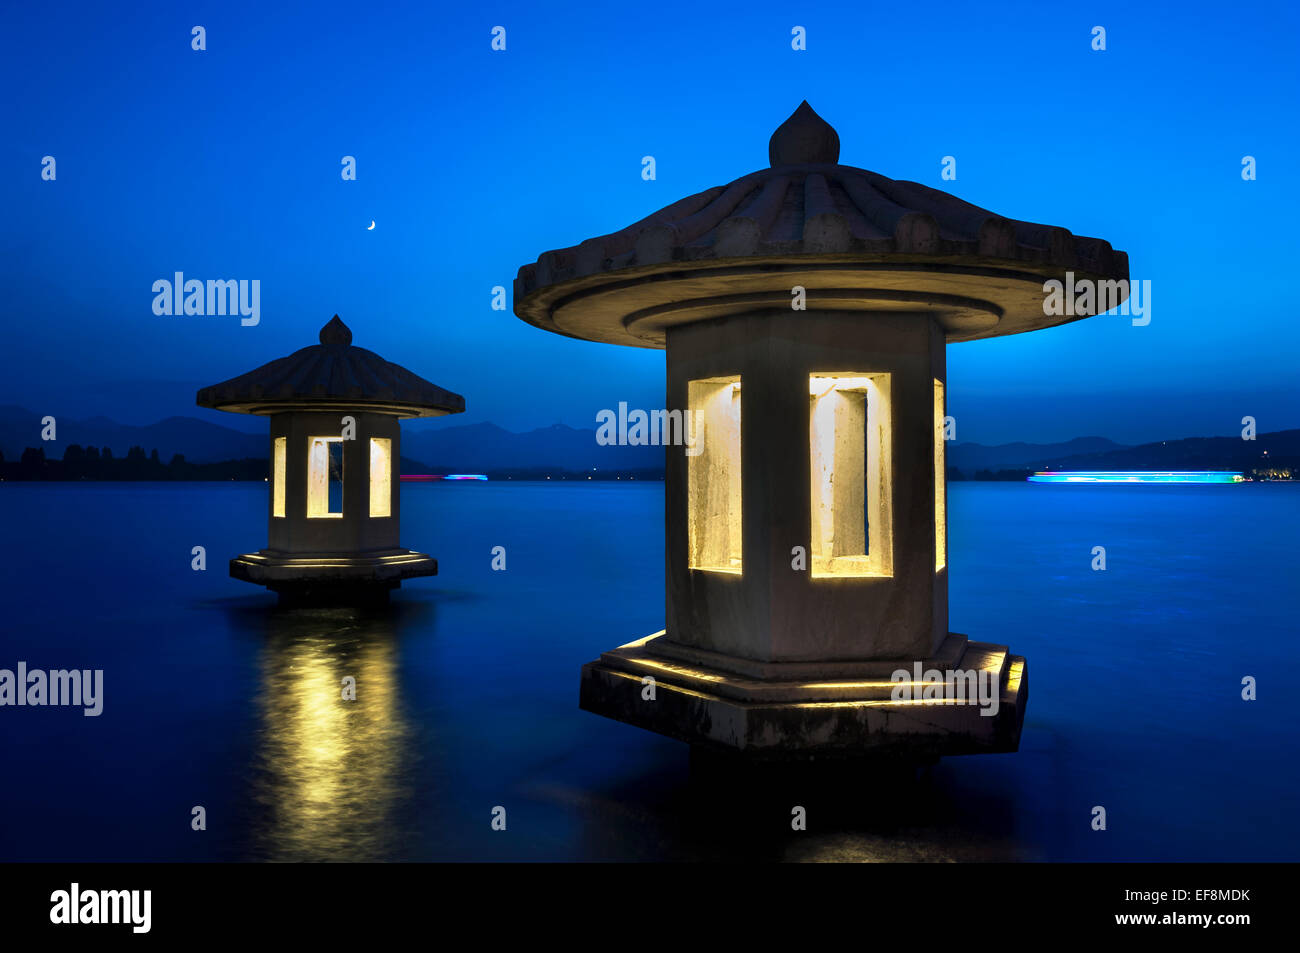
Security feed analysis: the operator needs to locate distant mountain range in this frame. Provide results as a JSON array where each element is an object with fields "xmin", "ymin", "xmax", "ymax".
[
  {"xmin": 1013, "ymin": 432, "xmax": 1300, "ymax": 475},
  {"xmin": 0, "ymin": 406, "xmax": 660, "ymax": 473},
  {"xmin": 0, "ymin": 405, "xmax": 264, "ymax": 463},
  {"xmin": 947, "ymin": 432, "xmax": 1299, "ymax": 476},
  {"xmin": 947, "ymin": 437, "xmax": 1126, "ymax": 472},
  {"xmin": 0, "ymin": 405, "xmax": 1294, "ymax": 478}
]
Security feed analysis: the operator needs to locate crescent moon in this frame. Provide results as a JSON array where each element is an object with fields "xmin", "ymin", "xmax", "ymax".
[{"xmin": 367, "ymin": 220, "xmax": 375, "ymax": 230}]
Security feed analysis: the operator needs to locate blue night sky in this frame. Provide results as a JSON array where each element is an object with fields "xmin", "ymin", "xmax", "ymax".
[{"xmin": 4, "ymin": 0, "xmax": 1297, "ymax": 445}]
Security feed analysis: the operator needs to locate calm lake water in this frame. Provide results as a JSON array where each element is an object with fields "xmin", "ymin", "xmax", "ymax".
[{"xmin": 1, "ymin": 480, "xmax": 1296, "ymax": 861}]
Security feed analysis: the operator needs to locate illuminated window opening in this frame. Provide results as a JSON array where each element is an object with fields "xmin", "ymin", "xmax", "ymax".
[
  {"xmin": 369, "ymin": 437, "xmax": 392, "ymax": 518},
  {"xmin": 307, "ymin": 436, "xmax": 344, "ymax": 518},
  {"xmin": 809, "ymin": 373, "xmax": 892, "ymax": 578},
  {"xmin": 688, "ymin": 376, "xmax": 742, "ymax": 574},
  {"xmin": 934, "ymin": 379, "xmax": 946, "ymax": 572},
  {"xmin": 272, "ymin": 436, "xmax": 286, "ymax": 518}
]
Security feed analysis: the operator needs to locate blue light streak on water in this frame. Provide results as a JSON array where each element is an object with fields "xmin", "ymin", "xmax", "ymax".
[{"xmin": 1028, "ymin": 471, "xmax": 1244, "ymax": 484}]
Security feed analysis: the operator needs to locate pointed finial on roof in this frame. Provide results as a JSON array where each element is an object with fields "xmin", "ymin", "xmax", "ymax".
[
  {"xmin": 769, "ymin": 101, "xmax": 840, "ymax": 167},
  {"xmin": 320, "ymin": 314, "xmax": 353, "ymax": 348}
]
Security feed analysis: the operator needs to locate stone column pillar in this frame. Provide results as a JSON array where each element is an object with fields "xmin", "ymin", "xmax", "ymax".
[{"xmin": 667, "ymin": 308, "xmax": 947, "ymax": 664}]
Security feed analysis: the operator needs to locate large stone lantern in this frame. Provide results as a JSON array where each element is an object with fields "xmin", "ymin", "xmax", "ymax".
[
  {"xmin": 514, "ymin": 103, "xmax": 1129, "ymax": 758},
  {"xmin": 197, "ymin": 315, "xmax": 465, "ymax": 605}
]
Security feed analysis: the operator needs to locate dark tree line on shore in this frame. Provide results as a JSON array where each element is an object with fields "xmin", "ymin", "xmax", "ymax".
[
  {"xmin": 2, "ymin": 446, "xmax": 1291, "ymax": 483},
  {"xmin": 0, "ymin": 447, "xmax": 663, "ymax": 482},
  {"xmin": 946, "ymin": 466, "xmax": 1036, "ymax": 481},
  {"xmin": 0, "ymin": 445, "xmax": 267, "ymax": 481}
]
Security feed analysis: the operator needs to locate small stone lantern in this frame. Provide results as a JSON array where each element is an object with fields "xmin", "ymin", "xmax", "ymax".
[
  {"xmin": 514, "ymin": 103, "xmax": 1129, "ymax": 758},
  {"xmin": 197, "ymin": 315, "xmax": 465, "ymax": 604}
]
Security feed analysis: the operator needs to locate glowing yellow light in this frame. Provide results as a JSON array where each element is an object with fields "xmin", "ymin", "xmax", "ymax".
[
  {"xmin": 934, "ymin": 378, "xmax": 946, "ymax": 572},
  {"xmin": 254, "ymin": 632, "xmax": 406, "ymax": 860},
  {"xmin": 307, "ymin": 436, "xmax": 344, "ymax": 518},
  {"xmin": 369, "ymin": 438, "xmax": 392, "ymax": 518},
  {"xmin": 687, "ymin": 376, "xmax": 742, "ymax": 574},
  {"xmin": 606, "ymin": 669, "xmax": 717, "ymax": 702},
  {"xmin": 604, "ymin": 670, "xmax": 977, "ymax": 709},
  {"xmin": 272, "ymin": 436, "xmax": 286, "ymax": 518},
  {"xmin": 793, "ymin": 698, "xmax": 973, "ymax": 709},
  {"xmin": 1005, "ymin": 657, "xmax": 1024, "ymax": 694},
  {"xmin": 809, "ymin": 372, "xmax": 892, "ymax": 578},
  {"xmin": 808, "ymin": 376, "xmax": 872, "ymax": 395},
  {"xmin": 617, "ymin": 632, "xmax": 666, "ymax": 649},
  {"xmin": 236, "ymin": 553, "xmax": 425, "ymax": 568},
  {"xmin": 622, "ymin": 657, "xmax": 726, "ymax": 683}
]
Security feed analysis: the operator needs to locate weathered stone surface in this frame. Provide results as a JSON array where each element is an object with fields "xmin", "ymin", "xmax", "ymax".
[
  {"xmin": 665, "ymin": 310, "xmax": 947, "ymax": 663},
  {"xmin": 230, "ymin": 550, "xmax": 436, "ymax": 606},
  {"xmin": 514, "ymin": 102, "xmax": 1130, "ymax": 349},
  {"xmin": 197, "ymin": 315, "xmax": 464, "ymax": 417},
  {"xmin": 580, "ymin": 632, "xmax": 1027, "ymax": 758},
  {"xmin": 230, "ymin": 549, "xmax": 437, "ymax": 585}
]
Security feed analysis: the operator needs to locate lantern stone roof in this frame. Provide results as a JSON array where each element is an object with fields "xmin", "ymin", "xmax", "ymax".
[
  {"xmin": 196, "ymin": 316, "xmax": 465, "ymax": 417},
  {"xmin": 514, "ymin": 101, "xmax": 1130, "ymax": 348}
]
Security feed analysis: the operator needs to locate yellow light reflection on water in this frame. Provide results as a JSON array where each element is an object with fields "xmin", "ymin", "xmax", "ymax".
[{"xmin": 253, "ymin": 617, "xmax": 410, "ymax": 861}]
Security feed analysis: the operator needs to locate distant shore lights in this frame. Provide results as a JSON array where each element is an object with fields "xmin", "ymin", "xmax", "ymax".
[{"xmin": 1029, "ymin": 471, "xmax": 1245, "ymax": 484}]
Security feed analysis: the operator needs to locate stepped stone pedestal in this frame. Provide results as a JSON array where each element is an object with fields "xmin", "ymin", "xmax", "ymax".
[{"xmin": 581, "ymin": 632, "xmax": 1026, "ymax": 759}]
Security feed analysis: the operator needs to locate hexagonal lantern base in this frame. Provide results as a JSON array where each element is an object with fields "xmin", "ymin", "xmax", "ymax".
[
  {"xmin": 229, "ymin": 549, "xmax": 438, "ymax": 606},
  {"xmin": 579, "ymin": 633, "xmax": 1027, "ymax": 760}
]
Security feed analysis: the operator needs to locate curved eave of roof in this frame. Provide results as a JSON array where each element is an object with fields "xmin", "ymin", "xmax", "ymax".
[
  {"xmin": 196, "ymin": 343, "xmax": 466, "ymax": 418},
  {"xmin": 514, "ymin": 162, "xmax": 1130, "ymax": 345}
]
